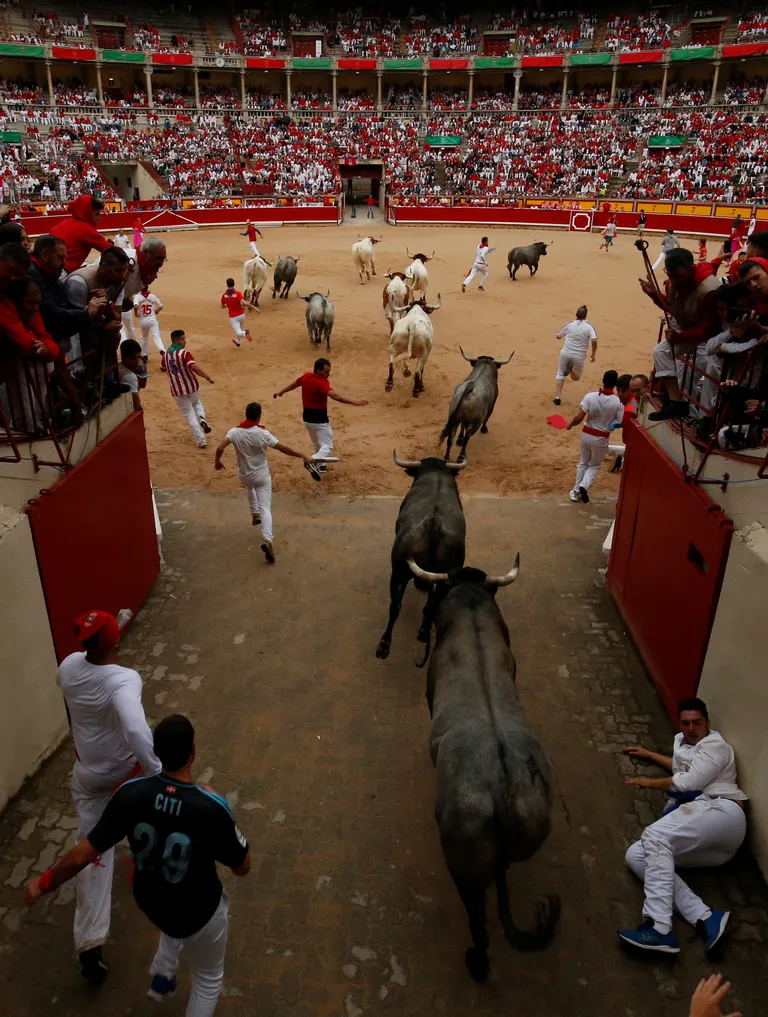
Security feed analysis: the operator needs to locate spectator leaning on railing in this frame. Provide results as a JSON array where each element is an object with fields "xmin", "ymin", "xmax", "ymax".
[{"xmin": 50, "ymin": 194, "xmax": 113, "ymax": 274}]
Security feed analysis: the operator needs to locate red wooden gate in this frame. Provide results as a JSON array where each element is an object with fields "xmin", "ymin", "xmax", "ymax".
[{"xmin": 608, "ymin": 420, "xmax": 733, "ymax": 720}]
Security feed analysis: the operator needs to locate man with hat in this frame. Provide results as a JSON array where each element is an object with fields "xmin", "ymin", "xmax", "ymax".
[{"xmin": 56, "ymin": 609, "xmax": 160, "ymax": 985}]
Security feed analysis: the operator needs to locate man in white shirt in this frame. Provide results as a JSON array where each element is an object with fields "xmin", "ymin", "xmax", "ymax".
[
  {"xmin": 56, "ymin": 609, "xmax": 160, "ymax": 984},
  {"xmin": 553, "ymin": 304, "xmax": 598, "ymax": 405},
  {"xmin": 133, "ymin": 286, "xmax": 166, "ymax": 362},
  {"xmin": 565, "ymin": 369, "xmax": 623, "ymax": 503},
  {"xmin": 462, "ymin": 236, "xmax": 496, "ymax": 293},
  {"xmin": 214, "ymin": 401, "xmax": 317, "ymax": 564},
  {"xmin": 113, "ymin": 229, "xmax": 132, "ymax": 251},
  {"xmin": 619, "ymin": 697, "xmax": 747, "ymax": 957}
]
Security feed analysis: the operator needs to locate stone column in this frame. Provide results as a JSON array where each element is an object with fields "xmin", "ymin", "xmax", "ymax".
[
  {"xmin": 45, "ymin": 60, "xmax": 54, "ymax": 106},
  {"xmin": 193, "ymin": 68, "xmax": 200, "ymax": 109},
  {"xmin": 422, "ymin": 66, "xmax": 428, "ymax": 109},
  {"xmin": 710, "ymin": 60, "xmax": 721, "ymax": 105},
  {"xmin": 661, "ymin": 63, "xmax": 669, "ymax": 104},
  {"xmin": 610, "ymin": 64, "xmax": 618, "ymax": 107},
  {"xmin": 561, "ymin": 69, "xmax": 569, "ymax": 109},
  {"xmin": 240, "ymin": 68, "xmax": 246, "ymax": 110},
  {"xmin": 286, "ymin": 69, "xmax": 292, "ymax": 112},
  {"xmin": 763, "ymin": 78, "xmax": 768, "ymax": 104},
  {"xmin": 144, "ymin": 67, "xmax": 154, "ymax": 108},
  {"xmin": 332, "ymin": 68, "xmax": 337, "ymax": 112},
  {"xmin": 377, "ymin": 69, "xmax": 383, "ymax": 112},
  {"xmin": 513, "ymin": 68, "xmax": 522, "ymax": 111},
  {"xmin": 96, "ymin": 63, "xmax": 104, "ymax": 106},
  {"xmin": 468, "ymin": 67, "xmax": 474, "ymax": 109}
]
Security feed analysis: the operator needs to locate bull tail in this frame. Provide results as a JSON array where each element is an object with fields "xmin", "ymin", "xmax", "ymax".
[
  {"xmin": 495, "ymin": 872, "xmax": 560, "ymax": 952},
  {"xmin": 440, "ymin": 381, "xmax": 474, "ymax": 445}
]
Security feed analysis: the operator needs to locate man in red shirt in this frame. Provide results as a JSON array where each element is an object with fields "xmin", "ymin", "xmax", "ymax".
[
  {"xmin": 240, "ymin": 221, "xmax": 263, "ymax": 258},
  {"xmin": 273, "ymin": 357, "xmax": 369, "ymax": 475},
  {"xmin": 366, "ymin": 195, "xmax": 377, "ymax": 219},
  {"xmin": 221, "ymin": 278, "xmax": 251, "ymax": 347},
  {"xmin": 49, "ymin": 195, "xmax": 113, "ymax": 274}
]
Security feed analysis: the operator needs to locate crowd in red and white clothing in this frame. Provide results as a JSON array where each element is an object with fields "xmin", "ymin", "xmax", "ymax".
[
  {"xmin": 153, "ymin": 86, "xmax": 193, "ymax": 109},
  {"xmin": 333, "ymin": 13, "xmax": 398, "ymax": 57},
  {"xmin": 603, "ymin": 12, "xmax": 674, "ymax": 51},
  {"xmin": 429, "ymin": 88, "xmax": 469, "ymax": 110},
  {"xmin": 664, "ymin": 82, "xmax": 707, "ymax": 106},
  {"xmin": 0, "ymin": 78, "xmax": 46, "ymax": 105},
  {"xmin": 614, "ymin": 84, "xmax": 661, "ymax": 108},
  {"xmin": 246, "ymin": 88, "xmax": 287, "ymax": 110},
  {"xmin": 54, "ymin": 82, "xmax": 99, "ymax": 106},
  {"xmin": 199, "ymin": 86, "xmax": 240, "ymax": 109},
  {"xmin": 132, "ymin": 24, "xmax": 161, "ymax": 50},
  {"xmin": 510, "ymin": 18, "xmax": 585, "ymax": 55},
  {"xmin": 337, "ymin": 89, "xmax": 377, "ymax": 111},
  {"xmin": 384, "ymin": 85, "xmax": 422, "ymax": 109},
  {"xmin": 291, "ymin": 87, "xmax": 332, "ymax": 110},
  {"xmin": 402, "ymin": 17, "xmax": 478, "ymax": 56},
  {"xmin": 568, "ymin": 85, "xmax": 612, "ymax": 109},
  {"xmin": 518, "ymin": 86, "xmax": 562, "ymax": 109},
  {"xmin": 736, "ymin": 12, "xmax": 768, "ymax": 40},
  {"xmin": 723, "ymin": 78, "xmax": 766, "ymax": 104},
  {"xmin": 33, "ymin": 12, "xmax": 85, "ymax": 40},
  {"xmin": 237, "ymin": 13, "xmax": 287, "ymax": 56},
  {"xmin": 233, "ymin": 117, "xmax": 339, "ymax": 194}
]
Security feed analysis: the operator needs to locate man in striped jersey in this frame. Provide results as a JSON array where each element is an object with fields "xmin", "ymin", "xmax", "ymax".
[{"xmin": 166, "ymin": 329, "xmax": 214, "ymax": 448}]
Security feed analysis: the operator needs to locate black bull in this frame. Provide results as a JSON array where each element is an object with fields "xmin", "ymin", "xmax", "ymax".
[
  {"xmin": 409, "ymin": 559, "xmax": 561, "ymax": 980},
  {"xmin": 440, "ymin": 348, "xmax": 514, "ymax": 462},
  {"xmin": 375, "ymin": 454, "xmax": 466, "ymax": 661},
  {"xmin": 507, "ymin": 241, "xmax": 551, "ymax": 281}
]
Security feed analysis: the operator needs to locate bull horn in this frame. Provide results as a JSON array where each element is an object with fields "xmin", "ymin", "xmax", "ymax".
[
  {"xmin": 384, "ymin": 270, "xmax": 392, "ymax": 278},
  {"xmin": 445, "ymin": 457, "xmax": 468, "ymax": 471},
  {"xmin": 495, "ymin": 352, "xmax": 515, "ymax": 366},
  {"xmin": 426, "ymin": 250, "xmax": 435, "ymax": 260},
  {"xmin": 406, "ymin": 247, "xmax": 412, "ymax": 259},
  {"xmin": 392, "ymin": 448, "xmax": 421, "ymax": 470},
  {"xmin": 485, "ymin": 553, "xmax": 521, "ymax": 588},
  {"xmin": 325, "ymin": 289, "xmax": 330, "ymax": 298},
  {"xmin": 458, "ymin": 346, "xmax": 473, "ymax": 363},
  {"xmin": 407, "ymin": 559, "xmax": 448, "ymax": 584},
  {"xmin": 426, "ymin": 294, "xmax": 441, "ymax": 311}
]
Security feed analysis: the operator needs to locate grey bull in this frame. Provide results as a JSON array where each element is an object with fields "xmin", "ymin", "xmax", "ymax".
[
  {"xmin": 507, "ymin": 241, "xmax": 551, "ymax": 280},
  {"xmin": 440, "ymin": 348, "xmax": 514, "ymax": 462},
  {"xmin": 299, "ymin": 291, "xmax": 334, "ymax": 351},
  {"xmin": 375, "ymin": 452, "xmax": 466, "ymax": 662},
  {"xmin": 408, "ymin": 557, "xmax": 560, "ymax": 981},
  {"xmin": 272, "ymin": 256, "xmax": 300, "ymax": 299}
]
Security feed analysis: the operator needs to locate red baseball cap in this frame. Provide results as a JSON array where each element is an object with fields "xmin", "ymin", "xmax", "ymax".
[{"xmin": 72, "ymin": 610, "xmax": 121, "ymax": 652}]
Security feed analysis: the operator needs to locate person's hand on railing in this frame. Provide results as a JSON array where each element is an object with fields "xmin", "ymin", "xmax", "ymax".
[
  {"xmin": 87, "ymin": 295, "xmax": 107, "ymax": 318},
  {"xmin": 31, "ymin": 339, "xmax": 52, "ymax": 361}
]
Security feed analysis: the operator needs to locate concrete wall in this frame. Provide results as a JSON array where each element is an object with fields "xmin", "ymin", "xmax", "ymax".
[
  {"xmin": 0, "ymin": 506, "xmax": 66, "ymax": 812},
  {"xmin": 699, "ymin": 522, "xmax": 768, "ymax": 877}
]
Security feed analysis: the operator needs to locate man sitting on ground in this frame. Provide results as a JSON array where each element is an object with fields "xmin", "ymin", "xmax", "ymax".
[
  {"xmin": 118, "ymin": 339, "xmax": 147, "ymax": 412},
  {"xmin": 618, "ymin": 697, "xmax": 747, "ymax": 957}
]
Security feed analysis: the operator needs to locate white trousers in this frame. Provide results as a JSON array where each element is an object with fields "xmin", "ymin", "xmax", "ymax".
[
  {"xmin": 556, "ymin": 352, "xmax": 585, "ymax": 381},
  {"xmin": 174, "ymin": 391, "xmax": 207, "ymax": 444},
  {"xmin": 572, "ymin": 435, "xmax": 608, "ymax": 493},
  {"xmin": 625, "ymin": 798, "xmax": 746, "ymax": 929},
  {"xmin": 463, "ymin": 264, "xmax": 488, "ymax": 288},
  {"xmin": 121, "ymin": 310, "xmax": 137, "ymax": 343},
  {"xmin": 242, "ymin": 471, "xmax": 273, "ymax": 541},
  {"xmin": 305, "ymin": 421, "xmax": 334, "ymax": 459},
  {"xmin": 652, "ymin": 251, "xmax": 667, "ymax": 271},
  {"xmin": 71, "ymin": 761, "xmax": 131, "ymax": 953},
  {"xmin": 140, "ymin": 318, "xmax": 165, "ymax": 356},
  {"xmin": 229, "ymin": 315, "xmax": 247, "ymax": 339},
  {"xmin": 150, "ymin": 892, "xmax": 229, "ymax": 1017},
  {"xmin": 653, "ymin": 339, "xmax": 707, "ymax": 384},
  {"xmin": 249, "ymin": 241, "xmax": 260, "ymax": 258}
]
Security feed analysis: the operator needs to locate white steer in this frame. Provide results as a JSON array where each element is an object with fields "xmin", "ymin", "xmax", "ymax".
[
  {"xmin": 242, "ymin": 255, "xmax": 269, "ymax": 307},
  {"xmin": 352, "ymin": 236, "xmax": 381, "ymax": 283},
  {"xmin": 405, "ymin": 248, "xmax": 434, "ymax": 302},
  {"xmin": 386, "ymin": 295, "xmax": 441, "ymax": 398},
  {"xmin": 382, "ymin": 270, "xmax": 408, "ymax": 332}
]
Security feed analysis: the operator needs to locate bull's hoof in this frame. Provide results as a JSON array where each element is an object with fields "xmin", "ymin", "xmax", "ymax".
[
  {"xmin": 385, "ymin": 382, "xmax": 393, "ymax": 392},
  {"xmin": 465, "ymin": 948, "xmax": 489, "ymax": 982},
  {"xmin": 375, "ymin": 642, "xmax": 390, "ymax": 660},
  {"xmin": 456, "ymin": 435, "xmax": 465, "ymax": 446},
  {"xmin": 412, "ymin": 390, "xmax": 421, "ymax": 398},
  {"xmin": 458, "ymin": 453, "xmax": 466, "ymax": 463},
  {"xmin": 480, "ymin": 425, "xmax": 488, "ymax": 434}
]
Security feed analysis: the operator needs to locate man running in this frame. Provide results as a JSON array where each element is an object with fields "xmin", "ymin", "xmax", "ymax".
[
  {"xmin": 25, "ymin": 714, "xmax": 251, "ymax": 1015},
  {"xmin": 462, "ymin": 236, "xmax": 496, "ymax": 293},
  {"xmin": 54, "ymin": 609, "xmax": 160, "ymax": 984},
  {"xmin": 241, "ymin": 220, "xmax": 263, "ymax": 258},
  {"xmin": 599, "ymin": 218, "xmax": 617, "ymax": 252},
  {"xmin": 215, "ymin": 401, "xmax": 319, "ymax": 564},
  {"xmin": 221, "ymin": 278, "xmax": 251, "ymax": 347},
  {"xmin": 133, "ymin": 285, "xmax": 166, "ymax": 364},
  {"xmin": 166, "ymin": 329, "xmax": 214, "ymax": 448},
  {"xmin": 637, "ymin": 211, "xmax": 646, "ymax": 237},
  {"xmin": 652, "ymin": 228, "xmax": 680, "ymax": 271},
  {"xmin": 565, "ymin": 368, "xmax": 623, "ymax": 503},
  {"xmin": 273, "ymin": 357, "xmax": 369, "ymax": 475},
  {"xmin": 619, "ymin": 697, "xmax": 746, "ymax": 957},
  {"xmin": 553, "ymin": 304, "xmax": 598, "ymax": 405}
]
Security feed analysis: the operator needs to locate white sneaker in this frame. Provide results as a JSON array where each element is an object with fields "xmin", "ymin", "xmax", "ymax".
[
  {"xmin": 569, "ymin": 490, "xmax": 580, "ymax": 502},
  {"xmin": 197, "ymin": 439, "xmax": 208, "ymax": 449}
]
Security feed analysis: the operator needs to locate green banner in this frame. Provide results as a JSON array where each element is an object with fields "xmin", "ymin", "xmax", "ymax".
[
  {"xmin": 383, "ymin": 58, "xmax": 422, "ymax": 70},
  {"xmin": 475, "ymin": 57, "xmax": 516, "ymax": 68},
  {"xmin": 571, "ymin": 52, "xmax": 612, "ymax": 66},
  {"xmin": 0, "ymin": 131, "xmax": 22, "ymax": 143},
  {"xmin": 102, "ymin": 49, "xmax": 145, "ymax": 63},
  {"xmin": 0, "ymin": 43, "xmax": 45, "ymax": 57},
  {"xmin": 648, "ymin": 134, "xmax": 687, "ymax": 147},
  {"xmin": 291, "ymin": 58, "xmax": 331, "ymax": 69},
  {"xmin": 670, "ymin": 46, "xmax": 715, "ymax": 61},
  {"xmin": 426, "ymin": 135, "xmax": 462, "ymax": 147}
]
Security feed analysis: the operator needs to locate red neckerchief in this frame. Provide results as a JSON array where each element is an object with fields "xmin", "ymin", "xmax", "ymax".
[
  {"xmin": 599, "ymin": 388, "xmax": 615, "ymax": 395},
  {"xmin": 238, "ymin": 419, "xmax": 265, "ymax": 428}
]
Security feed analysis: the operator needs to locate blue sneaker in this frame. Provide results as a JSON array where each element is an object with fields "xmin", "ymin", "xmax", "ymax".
[
  {"xmin": 699, "ymin": 910, "xmax": 730, "ymax": 957},
  {"xmin": 147, "ymin": 974, "xmax": 177, "ymax": 1001},
  {"xmin": 618, "ymin": 920, "xmax": 680, "ymax": 954}
]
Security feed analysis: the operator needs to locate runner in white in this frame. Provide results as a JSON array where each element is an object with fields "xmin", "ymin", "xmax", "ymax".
[
  {"xmin": 133, "ymin": 286, "xmax": 166, "ymax": 362},
  {"xmin": 165, "ymin": 329, "xmax": 214, "ymax": 448},
  {"xmin": 55, "ymin": 609, "xmax": 160, "ymax": 984},
  {"xmin": 565, "ymin": 369, "xmax": 623, "ymax": 503},
  {"xmin": 215, "ymin": 401, "xmax": 318, "ymax": 563},
  {"xmin": 553, "ymin": 305, "xmax": 598, "ymax": 405},
  {"xmin": 114, "ymin": 229, "xmax": 132, "ymax": 251},
  {"xmin": 462, "ymin": 236, "xmax": 496, "ymax": 293}
]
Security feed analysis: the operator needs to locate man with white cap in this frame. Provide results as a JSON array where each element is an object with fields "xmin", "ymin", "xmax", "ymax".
[{"xmin": 56, "ymin": 609, "xmax": 160, "ymax": 985}]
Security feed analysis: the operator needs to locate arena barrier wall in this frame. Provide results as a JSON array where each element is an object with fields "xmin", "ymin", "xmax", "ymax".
[
  {"xmin": 607, "ymin": 419, "xmax": 733, "ymax": 721},
  {"xmin": 25, "ymin": 411, "xmax": 160, "ymax": 663}
]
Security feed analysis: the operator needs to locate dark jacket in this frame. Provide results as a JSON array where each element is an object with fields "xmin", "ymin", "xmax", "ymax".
[{"xmin": 29, "ymin": 259, "xmax": 90, "ymax": 344}]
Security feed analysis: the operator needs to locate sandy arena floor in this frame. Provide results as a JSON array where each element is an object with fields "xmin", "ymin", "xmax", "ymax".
[{"xmin": 140, "ymin": 223, "xmax": 683, "ymax": 497}]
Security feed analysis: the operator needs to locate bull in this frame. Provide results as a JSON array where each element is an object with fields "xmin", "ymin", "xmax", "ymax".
[
  {"xmin": 242, "ymin": 255, "xmax": 269, "ymax": 307},
  {"xmin": 507, "ymin": 241, "xmax": 552, "ymax": 281},
  {"xmin": 408, "ymin": 556, "xmax": 560, "ymax": 981},
  {"xmin": 385, "ymin": 295, "xmax": 440, "ymax": 397},
  {"xmin": 352, "ymin": 236, "xmax": 381, "ymax": 283},
  {"xmin": 440, "ymin": 348, "xmax": 514, "ymax": 462},
  {"xmin": 375, "ymin": 450, "xmax": 466, "ymax": 662},
  {"xmin": 299, "ymin": 291, "xmax": 334, "ymax": 351},
  {"xmin": 382, "ymin": 270, "xmax": 408, "ymax": 331},
  {"xmin": 272, "ymin": 256, "xmax": 300, "ymax": 299},
  {"xmin": 405, "ymin": 248, "xmax": 434, "ymax": 302}
]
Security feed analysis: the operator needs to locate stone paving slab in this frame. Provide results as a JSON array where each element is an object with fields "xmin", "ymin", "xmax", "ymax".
[{"xmin": 0, "ymin": 491, "xmax": 765, "ymax": 1017}]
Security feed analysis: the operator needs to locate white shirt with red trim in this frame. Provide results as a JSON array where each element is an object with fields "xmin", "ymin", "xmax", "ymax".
[
  {"xmin": 580, "ymin": 390, "xmax": 623, "ymax": 445},
  {"xmin": 166, "ymin": 347, "xmax": 199, "ymax": 397},
  {"xmin": 134, "ymin": 292, "xmax": 163, "ymax": 321},
  {"xmin": 226, "ymin": 424, "xmax": 278, "ymax": 483}
]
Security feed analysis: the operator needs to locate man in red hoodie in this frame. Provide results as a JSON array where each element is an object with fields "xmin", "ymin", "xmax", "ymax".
[
  {"xmin": 50, "ymin": 195, "xmax": 113, "ymax": 274},
  {"xmin": 639, "ymin": 248, "xmax": 721, "ymax": 421}
]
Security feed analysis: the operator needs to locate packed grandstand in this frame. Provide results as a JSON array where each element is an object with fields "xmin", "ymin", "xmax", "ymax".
[{"xmin": 1, "ymin": 4, "xmax": 768, "ymax": 207}]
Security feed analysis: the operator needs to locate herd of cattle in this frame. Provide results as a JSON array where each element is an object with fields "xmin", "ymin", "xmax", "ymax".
[{"xmin": 237, "ymin": 234, "xmax": 558, "ymax": 977}]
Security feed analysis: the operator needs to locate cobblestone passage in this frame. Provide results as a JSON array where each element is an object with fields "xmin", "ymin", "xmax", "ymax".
[{"xmin": 0, "ymin": 492, "xmax": 766, "ymax": 1017}]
